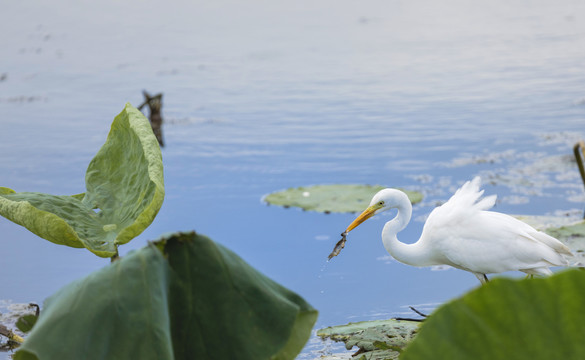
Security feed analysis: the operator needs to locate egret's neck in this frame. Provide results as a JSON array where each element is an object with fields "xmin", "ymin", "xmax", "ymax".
[
  {"xmin": 382, "ymin": 199, "xmax": 435, "ymax": 267},
  {"xmin": 384, "ymin": 200, "xmax": 412, "ymax": 234}
]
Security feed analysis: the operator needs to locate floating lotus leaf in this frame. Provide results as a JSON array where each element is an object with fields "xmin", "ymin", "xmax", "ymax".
[
  {"xmin": 0, "ymin": 104, "xmax": 164, "ymax": 257},
  {"xmin": 15, "ymin": 314, "xmax": 38, "ymax": 334},
  {"xmin": 264, "ymin": 185, "xmax": 423, "ymax": 213},
  {"xmin": 318, "ymin": 319, "xmax": 420, "ymax": 359},
  {"xmin": 14, "ymin": 232, "xmax": 318, "ymax": 360},
  {"xmin": 401, "ymin": 269, "xmax": 585, "ymax": 360}
]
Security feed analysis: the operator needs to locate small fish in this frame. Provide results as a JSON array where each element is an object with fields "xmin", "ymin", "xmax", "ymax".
[{"xmin": 327, "ymin": 231, "xmax": 348, "ymax": 260}]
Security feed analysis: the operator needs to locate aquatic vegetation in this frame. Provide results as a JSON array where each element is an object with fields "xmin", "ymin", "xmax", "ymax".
[
  {"xmin": 0, "ymin": 104, "xmax": 165, "ymax": 257},
  {"xmin": 401, "ymin": 269, "xmax": 585, "ymax": 360},
  {"xmin": 318, "ymin": 319, "xmax": 420, "ymax": 359},
  {"xmin": 319, "ymin": 270, "xmax": 585, "ymax": 360},
  {"xmin": 442, "ymin": 133, "xmax": 584, "ymax": 205},
  {"xmin": 264, "ymin": 184, "xmax": 423, "ymax": 214},
  {"xmin": 0, "ymin": 302, "xmax": 38, "ymax": 349},
  {"xmin": 14, "ymin": 232, "xmax": 317, "ymax": 360},
  {"xmin": 1, "ymin": 105, "xmax": 316, "ymax": 359}
]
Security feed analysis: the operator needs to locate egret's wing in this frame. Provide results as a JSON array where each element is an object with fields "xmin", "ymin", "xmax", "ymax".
[
  {"xmin": 436, "ymin": 212, "xmax": 570, "ymax": 273},
  {"xmin": 420, "ymin": 177, "xmax": 572, "ymax": 274},
  {"xmin": 422, "ymin": 177, "xmax": 496, "ymax": 237}
]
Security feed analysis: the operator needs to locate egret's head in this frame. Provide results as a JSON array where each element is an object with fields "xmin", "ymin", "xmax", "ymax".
[{"xmin": 345, "ymin": 189, "xmax": 405, "ymax": 233}]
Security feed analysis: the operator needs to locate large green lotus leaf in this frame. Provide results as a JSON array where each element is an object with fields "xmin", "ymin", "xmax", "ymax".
[
  {"xmin": 264, "ymin": 184, "xmax": 423, "ymax": 213},
  {"xmin": 14, "ymin": 231, "xmax": 318, "ymax": 360},
  {"xmin": 164, "ymin": 232, "xmax": 318, "ymax": 360},
  {"xmin": 0, "ymin": 103, "xmax": 164, "ymax": 257},
  {"xmin": 14, "ymin": 237, "xmax": 174, "ymax": 360},
  {"xmin": 401, "ymin": 269, "xmax": 585, "ymax": 360}
]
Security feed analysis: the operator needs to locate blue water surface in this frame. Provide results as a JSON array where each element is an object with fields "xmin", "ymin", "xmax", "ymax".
[{"xmin": 1, "ymin": 1, "xmax": 585, "ymax": 358}]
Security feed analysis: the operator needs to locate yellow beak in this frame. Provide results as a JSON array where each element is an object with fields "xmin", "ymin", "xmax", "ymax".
[{"xmin": 345, "ymin": 204, "xmax": 380, "ymax": 233}]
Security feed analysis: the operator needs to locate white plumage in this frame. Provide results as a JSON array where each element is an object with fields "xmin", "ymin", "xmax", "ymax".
[{"xmin": 345, "ymin": 177, "xmax": 573, "ymax": 283}]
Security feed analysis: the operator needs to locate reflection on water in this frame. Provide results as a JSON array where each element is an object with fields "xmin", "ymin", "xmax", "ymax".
[{"xmin": 1, "ymin": 0, "xmax": 585, "ymax": 358}]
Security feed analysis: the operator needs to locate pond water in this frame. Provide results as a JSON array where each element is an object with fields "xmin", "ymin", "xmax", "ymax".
[{"xmin": 1, "ymin": 0, "xmax": 585, "ymax": 358}]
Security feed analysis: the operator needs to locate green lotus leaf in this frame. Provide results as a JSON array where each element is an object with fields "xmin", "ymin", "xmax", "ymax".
[
  {"xmin": 15, "ymin": 314, "xmax": 38, "ymax": 334},
  {"xmin": 0, "ymin": 103, "xmax": 164, "ymax": 257},
  {"xmin": 14, "ymin": 231, "xmax": 318, "ymax": 360},
  {"xmin": 401, "ymin": 269, "xmax": 585, "ymax": 360},
  {"xmin": 264, "ymin": 184, "xmax": 423, "ymax": 213}
]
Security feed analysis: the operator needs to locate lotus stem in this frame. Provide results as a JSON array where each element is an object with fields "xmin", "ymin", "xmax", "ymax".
[
  {"xmin": 110, "ymin": 248, "xmax": 120, "ymax": 263},
  {"xmin": 573, "ymin": 141, "xmax": 585, "ymax": 219}
]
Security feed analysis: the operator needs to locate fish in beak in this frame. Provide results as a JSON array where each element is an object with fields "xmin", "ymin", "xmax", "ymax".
[{"xmin": 327, "ymin": 203, "xmax": 381, "ymax": 260}]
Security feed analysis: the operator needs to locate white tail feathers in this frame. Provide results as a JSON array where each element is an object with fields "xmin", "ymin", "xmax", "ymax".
[{"xmin": 527, "ymin": 229, "xmax": 573, "ymax": 257}]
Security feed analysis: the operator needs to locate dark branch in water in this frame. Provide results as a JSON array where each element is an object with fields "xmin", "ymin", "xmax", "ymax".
[
  {"xmin": 138, "ymin": 90, "xmax": 164, "ymax": 147},
  {"xmin": 394, "ymin": 306, "xmax": 428, "ymax": 322},
  {"xmin": 408, "ymin": 306, "xmax": 428, "ymax": 318},
  {"xmin": 29, "ymin": 303, "xmax": 40, "ymax": 317}
]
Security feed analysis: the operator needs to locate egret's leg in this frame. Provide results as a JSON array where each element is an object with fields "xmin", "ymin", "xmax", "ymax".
[
  {"xmin": 474, "ymin": 273, "xmax": 489, "ymax": 284},
  {"xmin": 522, "ymin": 267, "xmax": 552, "ymax": 278}
]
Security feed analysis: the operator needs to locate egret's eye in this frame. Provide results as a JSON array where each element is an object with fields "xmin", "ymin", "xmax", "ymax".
[{"xmin": 378, "ymin": 201, "xmax": 384, "ymax": 206}]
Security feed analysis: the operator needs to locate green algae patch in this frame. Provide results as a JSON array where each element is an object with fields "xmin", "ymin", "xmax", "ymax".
[
  {"xmin": 317, "ymin": 319, "xmax": 420, "ymax": 359},
  {"xmin": 264, "ymin": 185, "xmax": 423, "ymax": 214}
]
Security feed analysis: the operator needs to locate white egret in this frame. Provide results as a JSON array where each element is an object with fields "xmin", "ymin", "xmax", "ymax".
[{"xmin": 341, "ymin": 177, "xmax": 573, "ymax": 283}]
